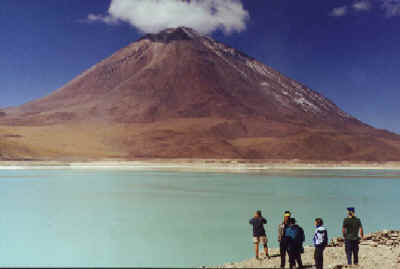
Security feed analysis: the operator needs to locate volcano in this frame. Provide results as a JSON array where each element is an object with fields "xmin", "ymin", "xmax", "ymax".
[{"xmin": 1, "ymin": 27, "xmax": 400, "ymax": 161}]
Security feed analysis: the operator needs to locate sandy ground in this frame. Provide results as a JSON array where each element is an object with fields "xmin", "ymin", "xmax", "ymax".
[
  {"xmin": 215, "ymin": 245, "xmax": 400, "ymax": 269},
  {"xmin": 0, "ymin": 159, "xmax": 400, "ymax": 172}
]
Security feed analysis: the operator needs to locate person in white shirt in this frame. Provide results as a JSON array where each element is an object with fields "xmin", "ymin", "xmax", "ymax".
[{"xmin": 313, "ymin": 218, "xmax": 328, "ymax": 269}]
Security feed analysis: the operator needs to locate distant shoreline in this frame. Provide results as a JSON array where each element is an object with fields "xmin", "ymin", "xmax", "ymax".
[{"xmin": 1, "ymin": 159, "xmax": 400, "ymax": 172}]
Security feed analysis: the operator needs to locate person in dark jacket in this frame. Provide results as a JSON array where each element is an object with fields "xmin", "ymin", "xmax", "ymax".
[
  {"xmin": 249, "ymin": 210, "xmax": 269, "ymax": 259},
  {"xmin": 343, "ymin": 207, "xmax": 364, "ymax": 266},
  {"xmin": 278, "ymin": 210, "xmax": 291, "ymax": 268},
  {"xmin": 313, "ymin": 218, "xmax": 328, "ymax": 269},
  {"xmin": 285, "ymin": 218, "xmax": 304, "ymax": 269}
]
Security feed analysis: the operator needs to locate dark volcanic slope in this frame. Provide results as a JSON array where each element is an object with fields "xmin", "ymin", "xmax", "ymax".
[{"xmin": 1, "ymin": 27, "xmax": 400, "ymax": 161}]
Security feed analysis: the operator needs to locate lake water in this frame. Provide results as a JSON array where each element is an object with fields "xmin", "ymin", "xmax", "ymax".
[{"xmin": 0, "ymin": 169, "xmax": 399, "ymax": 267}]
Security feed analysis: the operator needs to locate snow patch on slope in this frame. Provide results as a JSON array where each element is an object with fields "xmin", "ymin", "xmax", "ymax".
[
  {"xmin": 201, "ymin": 38, "xmax": 248, "ymax": 78},
  {"xmin": 181, "ymin": 27, "xmax": 200, "ymax": 39},
  {"xmin": 294, "ymin": 97, "xmax": 320, "ymax": 113},
  {"xmin": 246, "ymin": 59, "xmax": 352, "ymax": 118},
  {"xmin": 201, "ymin": 36, "xmax": 352, "ymax": 119}
]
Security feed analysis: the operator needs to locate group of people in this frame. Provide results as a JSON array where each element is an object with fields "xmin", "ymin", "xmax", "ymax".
[{"xmin": 249, "ymin": 207, "xmax": 363, "ymax": 269}]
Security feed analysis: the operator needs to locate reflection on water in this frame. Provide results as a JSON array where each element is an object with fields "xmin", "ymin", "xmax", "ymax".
[{"xmin": 0, "ymin": 169, "xmax": 399, "ymax": 267}]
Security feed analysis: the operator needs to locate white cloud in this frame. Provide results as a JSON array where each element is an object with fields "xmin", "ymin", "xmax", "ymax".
[
  {"xmin": 381, "ymin": 0, "xmax": 400, "ymax": 16},
  {"xmin": 85, "ymin": 0, "xmax": 249, "ymax": 35},
  {"xmin": 353, "ymin": 0, "xmax": 372, "ymax": 11},
  {"xmin": 86, "ymin": 14, "xmax": 120, "ymax": 25},
  {"xmin": 330, "ymin": 0, "xmax": 400, "ymax": 17},
  {"xmin": 329, "ymin": 6, "xmax": 348, "ymax": 16}
]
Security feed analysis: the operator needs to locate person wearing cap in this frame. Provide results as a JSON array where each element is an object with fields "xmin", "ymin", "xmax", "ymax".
[
  {"xmin": 278, "ymin": 211, "xmax": 291, "ymax": 268},
  {"xmin": 342, "ymin": 207, "xmax": 364, "ymax": 266},
  {"xmin": 313, "ymin": 218, "xmax": 328, "ymax": 269},
  {"xmin": 249, "ymin": 210, "xmax": 269, "ymax": 260},
  {"xmin": 285, "ymin": 218, "xmax": 304, "ymax": 269}
]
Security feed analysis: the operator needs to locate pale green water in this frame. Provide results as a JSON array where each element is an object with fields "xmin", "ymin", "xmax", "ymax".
[{"xmin": 0, "ymin": 169, "xmax": 399, "ymax": 267}]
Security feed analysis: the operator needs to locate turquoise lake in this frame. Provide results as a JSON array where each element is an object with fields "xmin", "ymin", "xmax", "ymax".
[{"xmin": 0, "ymin": 169, "xmax": 399, "ymax": 267}]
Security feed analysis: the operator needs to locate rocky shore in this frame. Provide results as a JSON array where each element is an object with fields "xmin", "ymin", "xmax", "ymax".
[
  {"xmin": 330, "ymin": 230, "xmax": 400, "ymax": 249},
  {"xmin": 215, "ymin": 230, "xmax": 400, "ymax": 269}
]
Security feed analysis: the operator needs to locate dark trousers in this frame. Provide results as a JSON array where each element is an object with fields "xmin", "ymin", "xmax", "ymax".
[
  {"xmin": 280, "ymin": 241, "xmax": 289, "ymax": 268},
  {"xmin": 288, "ymin": 247, "xmax": 303, "ymax": 269},
  {"xmin": 345, "ymin": 240, "xmax": 359, "ymax": 265},
  {"xmin": 314, "ymin": 245, "xmax": 325, "ymax": 269}
]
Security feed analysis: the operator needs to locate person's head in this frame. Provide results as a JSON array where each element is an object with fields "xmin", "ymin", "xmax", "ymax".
[
  {"xmin": 315, "ymin": 218, "xmax": 323, "ymax": 227},
  {"xmin": 289, "ymin": 217, "xmax": 296, "ymax": 226},
  {"xmin": 255, "ymin": 210, "xmax": 262, "ymax": 217},
  {"xmin": 283, "ymin": 211, "xmax": 291, "ymax": 223},
  {"xmin": 347, "ymin": 207, "xmax": 355, "ymax": 217}
]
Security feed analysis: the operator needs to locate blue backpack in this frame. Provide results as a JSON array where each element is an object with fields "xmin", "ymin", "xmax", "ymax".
[
  {"xmin": 285, "ymin": 226, "xmax": 298, "ymax": 240},
  {"xmin": 286, "ymin": 225, "xmax": 304, "ymax": 245}
]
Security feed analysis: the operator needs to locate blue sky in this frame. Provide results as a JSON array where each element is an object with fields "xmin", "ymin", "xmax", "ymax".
[{"xmin": 1, "ymin": 0, "xmax": 399, "ymax": 133}]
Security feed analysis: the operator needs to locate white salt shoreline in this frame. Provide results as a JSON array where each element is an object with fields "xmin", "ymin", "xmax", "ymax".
[{"xmin": 0, "ymin": 160, "xmax": 400, "ymax": 172}]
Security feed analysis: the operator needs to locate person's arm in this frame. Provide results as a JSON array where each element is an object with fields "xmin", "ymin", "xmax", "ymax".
[
  {"xmin": 262, "ymin": 218, "xmax": 267, "ymax": 224},
  {"xmin": 342, "ymin": 219, "xmax": 347, "ymax": 237},
  {"xmin": 249, "ymin": 218, "xmax": 254, "ymax": 225},
  {"xmin": 323, "ymin": 229, "xmax": 328, "ymax": 246},
  {"xmin": 312, "ymin": 229, "xmax": 317, "ymax": 246},
  {"xmin": 278, "ymin": 224, "xmax": 282, "ymax": 242},
  {"xmin": 358, "ymin": 219, "xmax": 364, "ymax": 239}
]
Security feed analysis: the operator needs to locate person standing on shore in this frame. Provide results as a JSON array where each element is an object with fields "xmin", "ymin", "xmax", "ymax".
[
  {"xmin": 285, "ymin": 218, "xmax": 304, "ymax": 269},
  {"xmin": 342, "ymin": 207, "xmax": 364, "ymax": 266},
  {"xmin": 313, "ymin": 218, "xmax": 328, "ymax": 269},
  {"xmin": 249, "ymin": 210, "xmax": 269, "ymax": 260},
  {"xmin": 278, "ymin": 210, "xmax": 291, "ymax": 268}
]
